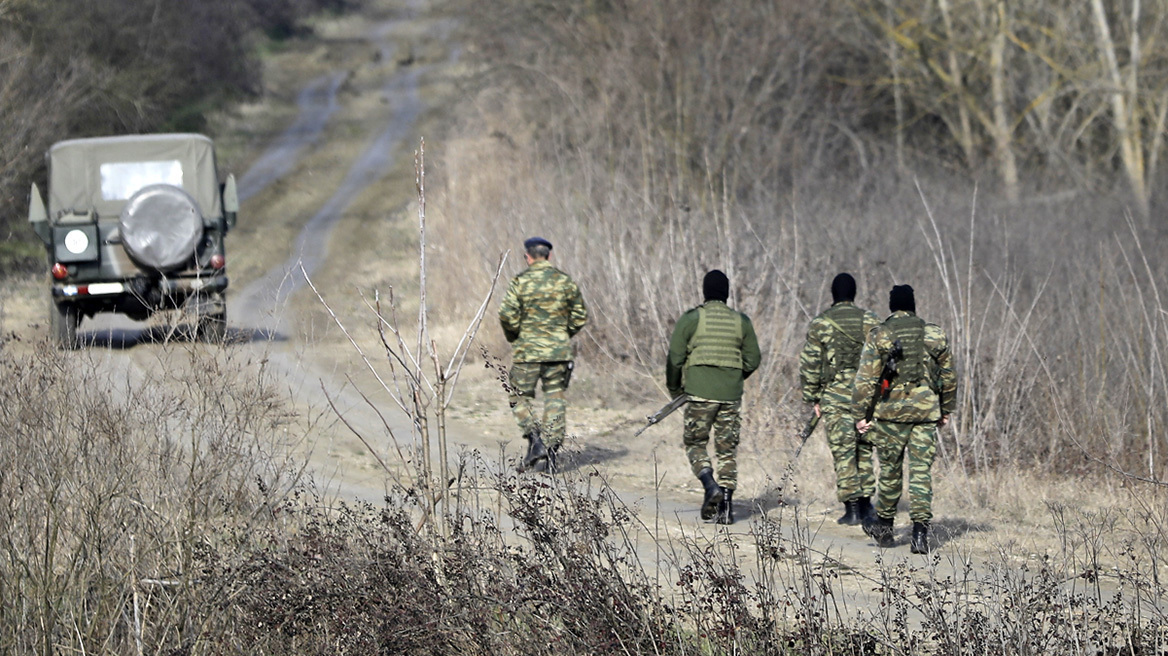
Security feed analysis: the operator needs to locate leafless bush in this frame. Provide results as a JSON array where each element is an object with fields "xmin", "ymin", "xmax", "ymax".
[
  {"xmin": 0, "ymin": 342, "xmax": 307, "ymax": 653},
  {"xmin": 436, "ymin": 0, "xmax": 1168, "ymax": 483},
  {"xmin": 160, "ymin": 451, "xmax": 1168, "ymax": 654}
]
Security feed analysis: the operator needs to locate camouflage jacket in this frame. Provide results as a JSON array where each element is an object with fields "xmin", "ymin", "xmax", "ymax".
[
  {"xmin": 850, "ymin": 311, "xmax": 957, "ymax": 423},
  {"xmin": 499, "ymin": 260, "xmax": 588, "ymax": 363},
  {"xmin": 799, "ymin": 301, "xmax": 881, "ymax": 414}
]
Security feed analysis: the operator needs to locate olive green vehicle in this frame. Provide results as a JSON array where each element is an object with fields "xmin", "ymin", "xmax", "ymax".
[{"xmin": 28, "ymin": 134, "xmax": 238, "ymax": 348}]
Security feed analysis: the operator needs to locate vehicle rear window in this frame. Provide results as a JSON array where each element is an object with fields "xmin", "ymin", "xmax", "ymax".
[{"xmin": 99, "ymin": 160, "xmax": 183, "ymax": 200}]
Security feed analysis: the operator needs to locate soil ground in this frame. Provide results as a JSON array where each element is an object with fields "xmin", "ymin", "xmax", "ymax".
[{"xmin": 1, "ymin": 0, "xmax": 1159, "ymax": 620}]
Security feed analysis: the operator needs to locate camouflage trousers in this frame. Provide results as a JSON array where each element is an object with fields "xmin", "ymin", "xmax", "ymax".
[
  {"xmin": 509, "ymin": 361, "xmax": 571, "ymax": 449},
  {"xmin": 823, "ymin": 411, "xmax": 875, "ymax": 503},
  {"xmin": 870, "ymin": 420, "xmax": 938, "ymax": 523},
  {"xmin": 682, "ymin": 399, "xmax": 741, "ymax": 490}
]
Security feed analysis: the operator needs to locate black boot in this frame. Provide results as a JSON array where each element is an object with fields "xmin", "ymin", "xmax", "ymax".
[
  {"xmin": 856, "ymin": 497, "xmax": 877, "ymax": 523},
  {"xmin": 837, "ymin": 500, "xmax": 861, "ymax": 525},
  {"xmin": 863, "ymin": 515, "xmax": 895, "ymax": 548},
  {"xmin": 543, "ymin": 445, "xmax": 559, "ymax": 473},
  {"xmin": 522, "ymin": 430, "xmax": 548, "ymax": 472},
  {"xmin": 697, "ymin": 468, "xmax": 723, "ymax": 520},
  {"xmin": 715, "ymin": 487, "xmax": 735, "ymax": 525},
  {"xmin": 910, "ymin": 522, "xmax": 930, "ymax": 554}
]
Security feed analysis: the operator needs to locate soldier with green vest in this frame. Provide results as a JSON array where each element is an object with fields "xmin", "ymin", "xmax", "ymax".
[
  {"xmin": 799, "ymin": 273, "xmax": 882, "ymax": 526},
  {"xmin": 852, "ymin": 285, "xmax": 956, "ymax": 554},
  {"xmin": 666, "ymin": 270, "xmax": 762, "ymax": 524},
  {"xmin": 499, "ymin": 237, "xmax": 589, "ymax": 473}
]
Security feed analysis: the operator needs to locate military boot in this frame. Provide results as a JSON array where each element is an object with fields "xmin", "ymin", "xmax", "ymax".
[
  {"xmin": 910, "ymin": 522, "xmax": 930, "ymax": 554},
  {"xmin": 715, "ymin": 487, "xmax": 735, "ymax": 525},
  {"xmin": 856, "ymin": 497, "xmax": 877, "ymax": 523},
  {"xmin": 522, "ymin": 430, "xmax": 548, "ymax": 472},
  {"xmin": 697, "ymin": 468, "xmax": 724, "ymax": 520},
  {"xmin": 837, "ymin": 500, "xmax": 861, "ymax": 525},
  {"xmin": 863, "ymin": 515, "xmax": 895, "ymax": 548}
]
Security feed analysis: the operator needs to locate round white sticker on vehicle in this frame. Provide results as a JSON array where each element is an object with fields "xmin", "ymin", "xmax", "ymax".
[{"xmin": 64, "ymin": 229, "xmax": 90, "ymax": 255}]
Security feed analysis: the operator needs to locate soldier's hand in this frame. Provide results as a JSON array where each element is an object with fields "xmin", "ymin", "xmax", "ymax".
[
  {"xmin": 813, "ymin": 403, "xmax": 821, "ymax": 419},
  {"xmin": 856, "ymin": 419, "xmax": 871, "ymax": 434},
  {"xmin": 939, "ymin": 415, "xmax": 950, "ymax": 428}
]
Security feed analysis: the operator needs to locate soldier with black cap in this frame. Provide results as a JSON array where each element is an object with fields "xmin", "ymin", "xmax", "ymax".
[
  {"xmin": 666, "ymin": 269, "xmax": 762, "ymax": 524},
  {"xmin": 499, "ymin": 237, "xmax": 588, "ymax": 473},
  {"xmin": 852, "ymin": 284, "xmax": 957, "ymax": 553},
  {"xmin": 799, "ymin": 273, "xmax": 882, "ymax": 526}
]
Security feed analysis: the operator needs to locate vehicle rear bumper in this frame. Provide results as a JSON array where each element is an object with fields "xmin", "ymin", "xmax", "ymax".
[{"xmin": 52, "ymin": 274, "xmax": 229, "ymax": 317}]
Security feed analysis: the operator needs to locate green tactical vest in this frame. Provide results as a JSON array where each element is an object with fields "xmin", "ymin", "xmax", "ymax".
[
  {"xmin": 821, "ymin": 304, "xmax": 867, "ymax": 383},
  {"xmin": 686, "ymin": 301, "xmax": 744, "ymax": 369},
  {"xmin": 885, "ymin": 314, "xmax": 928, "ymax": 384}
]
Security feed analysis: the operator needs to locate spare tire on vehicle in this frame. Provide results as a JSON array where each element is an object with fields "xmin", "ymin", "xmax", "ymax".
[{"xmin": 119, "ymin": 184, "xmax": 204, "ymax": 271}]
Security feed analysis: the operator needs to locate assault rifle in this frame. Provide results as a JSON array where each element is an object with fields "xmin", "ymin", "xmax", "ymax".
[
  {"xmin": 864, "ymin": 339, "xmax": 903, "ymax": 422},
  {"xmin": 793, "ymin": 411, "xmax": 820, "ymax": 458},
  {"xmin": 634, "ymin": 394, "xmax": 689, "ymax": 437},
  {"xmin": 768, "ymin": 410, "xmax": 821, "ymax": 505}
]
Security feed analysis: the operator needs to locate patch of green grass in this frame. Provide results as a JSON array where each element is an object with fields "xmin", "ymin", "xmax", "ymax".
[{"xmin": 0, "ymin": 237, "xmax": 44, "ymax": 276}]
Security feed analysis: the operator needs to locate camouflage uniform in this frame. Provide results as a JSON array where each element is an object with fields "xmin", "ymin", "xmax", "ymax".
[
  {"xmin": 499, "ymin": 259, "xmax": 588, "ymax": 449},
  {"xmin": 851, "ymin": 310, "xmax": 957, "ymax": 523},
  {"xmin": 666, "ymin": 300, "xmax": 761, "ymax": 490},
  {"xmin": 799, "ymin": 302, "xmax": 881, "ymax": 503}
]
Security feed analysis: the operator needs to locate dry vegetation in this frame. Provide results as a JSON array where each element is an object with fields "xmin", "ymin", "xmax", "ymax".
[
  {"xmin": 9, "ymin": 0, "xmax": 1168, "ymax": 652},
  {"xmin": 3, "ymin": 338, "xmax": 1168, "ymax": 653},
  {"xmin": 433, "ymin": 0, "xmax": 1168, "ymax": 485}
]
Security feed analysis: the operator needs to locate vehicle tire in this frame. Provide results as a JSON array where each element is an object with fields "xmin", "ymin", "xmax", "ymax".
[
  {"xmin": 51, "ymin": 299, "xmax": 80, "ymax": 350},
  {"xmin": 119, "ymin": 184, "xmax": 204, "ymax": 271},
  {"xmin": 199, "ymin": 310, "xmax": 227, "ymax": 343}
]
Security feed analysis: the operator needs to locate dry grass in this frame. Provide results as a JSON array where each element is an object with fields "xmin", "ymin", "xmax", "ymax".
[
  {"xmin": 432, "ymin": 0, "xmax": 1168, "ymax": 488},
  {"xmin": 0, "ymin": 339, "xmax": 311, "ymax": 653}
]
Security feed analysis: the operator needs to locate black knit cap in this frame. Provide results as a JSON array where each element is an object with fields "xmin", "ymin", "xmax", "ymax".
[
  {"xmin": 831, "ymin": 273, "xmax": 856, "ymax": 303},
  {"xmin": 889, "ymin": 284, "xmax": 915, "ymax": 312},
  {"xmin": 703, "ymin": 269, "xmax": 730, "ymax": 302}
]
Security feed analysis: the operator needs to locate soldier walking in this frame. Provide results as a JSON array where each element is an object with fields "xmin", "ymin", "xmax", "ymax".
[
  {"xmin": 499, "ymin": 237, "xmax": 588, "ymax": 473},
  {"xmin": 799, "ymin": 273, "xmax": 881, "ymax": 526},
  {"xmin": 666, "ymin": 270, "xmax": 761, "ymax": 524},
  {"xmin": 852, "ymin": 285, "xmax": 956, "ymax": 553}
]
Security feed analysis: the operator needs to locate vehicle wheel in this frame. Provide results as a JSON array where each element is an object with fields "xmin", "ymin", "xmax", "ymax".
[
  {"xmin": 50, "ymin": 299, "xmax": 80, "ymax": 350},
  {"xmin": 119, "ymin": 184, "xmax": 204, "ymax": 271},
  {"xmin": 198, "ymin": 309, "xmax": 227, "ymax": 343}
]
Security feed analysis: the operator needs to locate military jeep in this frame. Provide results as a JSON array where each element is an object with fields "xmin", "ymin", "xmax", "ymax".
[{"xmin": 28, "ymin": 134, "xmax": 238, "ymax": 348}]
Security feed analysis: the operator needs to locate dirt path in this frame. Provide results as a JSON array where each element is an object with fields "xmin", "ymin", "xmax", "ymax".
[{"xmin": 1, "ymin": 0, "xmax": 1150, "ymax": 624}]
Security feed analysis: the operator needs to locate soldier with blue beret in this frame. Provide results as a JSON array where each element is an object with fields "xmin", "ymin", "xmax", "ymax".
[{"xmin": 499, "ymin": 237, "xmax": 588, "ymax": 472}]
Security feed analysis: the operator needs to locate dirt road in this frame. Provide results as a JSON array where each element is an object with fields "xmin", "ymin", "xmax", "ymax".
[{"xmin": 1, "ymin": 0, "xmax": 1146, "ymax": 624}]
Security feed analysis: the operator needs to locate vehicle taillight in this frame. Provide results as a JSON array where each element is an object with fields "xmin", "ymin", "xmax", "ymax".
[
  {"xmin": 51, "ymin": 263, "xmax": 68, "ymax": 280},
  {"xmin": 210, "ymin": 254, "xmax": 225, "ymax": 270}
]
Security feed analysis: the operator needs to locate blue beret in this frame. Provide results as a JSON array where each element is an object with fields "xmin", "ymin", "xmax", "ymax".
[{"xmin": 524, "ymin": 236, "xmax": 553, "ymax": 250}]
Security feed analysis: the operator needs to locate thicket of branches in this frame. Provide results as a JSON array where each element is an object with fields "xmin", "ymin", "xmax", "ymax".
[
  {"xmin": 4, "ymin": 340, "xmax": 1164, "ymax": 652},
  {"xmin": 0, "ymin": 0, "xmax": 359, "ymax": 270},
  {"xmin": 437, "ymin": 0, "xmax": 1168, "ymax": 481}
]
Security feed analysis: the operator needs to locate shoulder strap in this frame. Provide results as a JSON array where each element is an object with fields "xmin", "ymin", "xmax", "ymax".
[{"xmin": 821, "ymin": 316, "xmax": 862, "ymax": 344}]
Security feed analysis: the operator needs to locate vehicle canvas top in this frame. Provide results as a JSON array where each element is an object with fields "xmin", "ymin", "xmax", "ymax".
[{"xmin": 48, "ymin": 133, "xmax": 222, "ymax": 220}]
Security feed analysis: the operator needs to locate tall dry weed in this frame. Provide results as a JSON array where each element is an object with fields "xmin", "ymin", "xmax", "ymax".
[
  {"xmin": 0, "ymin": 342, "xmax": 307, "ymax": 653},
  {"xmin": 436, "ymin": 0, "xmax": 1168, "ymax": 484}
]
